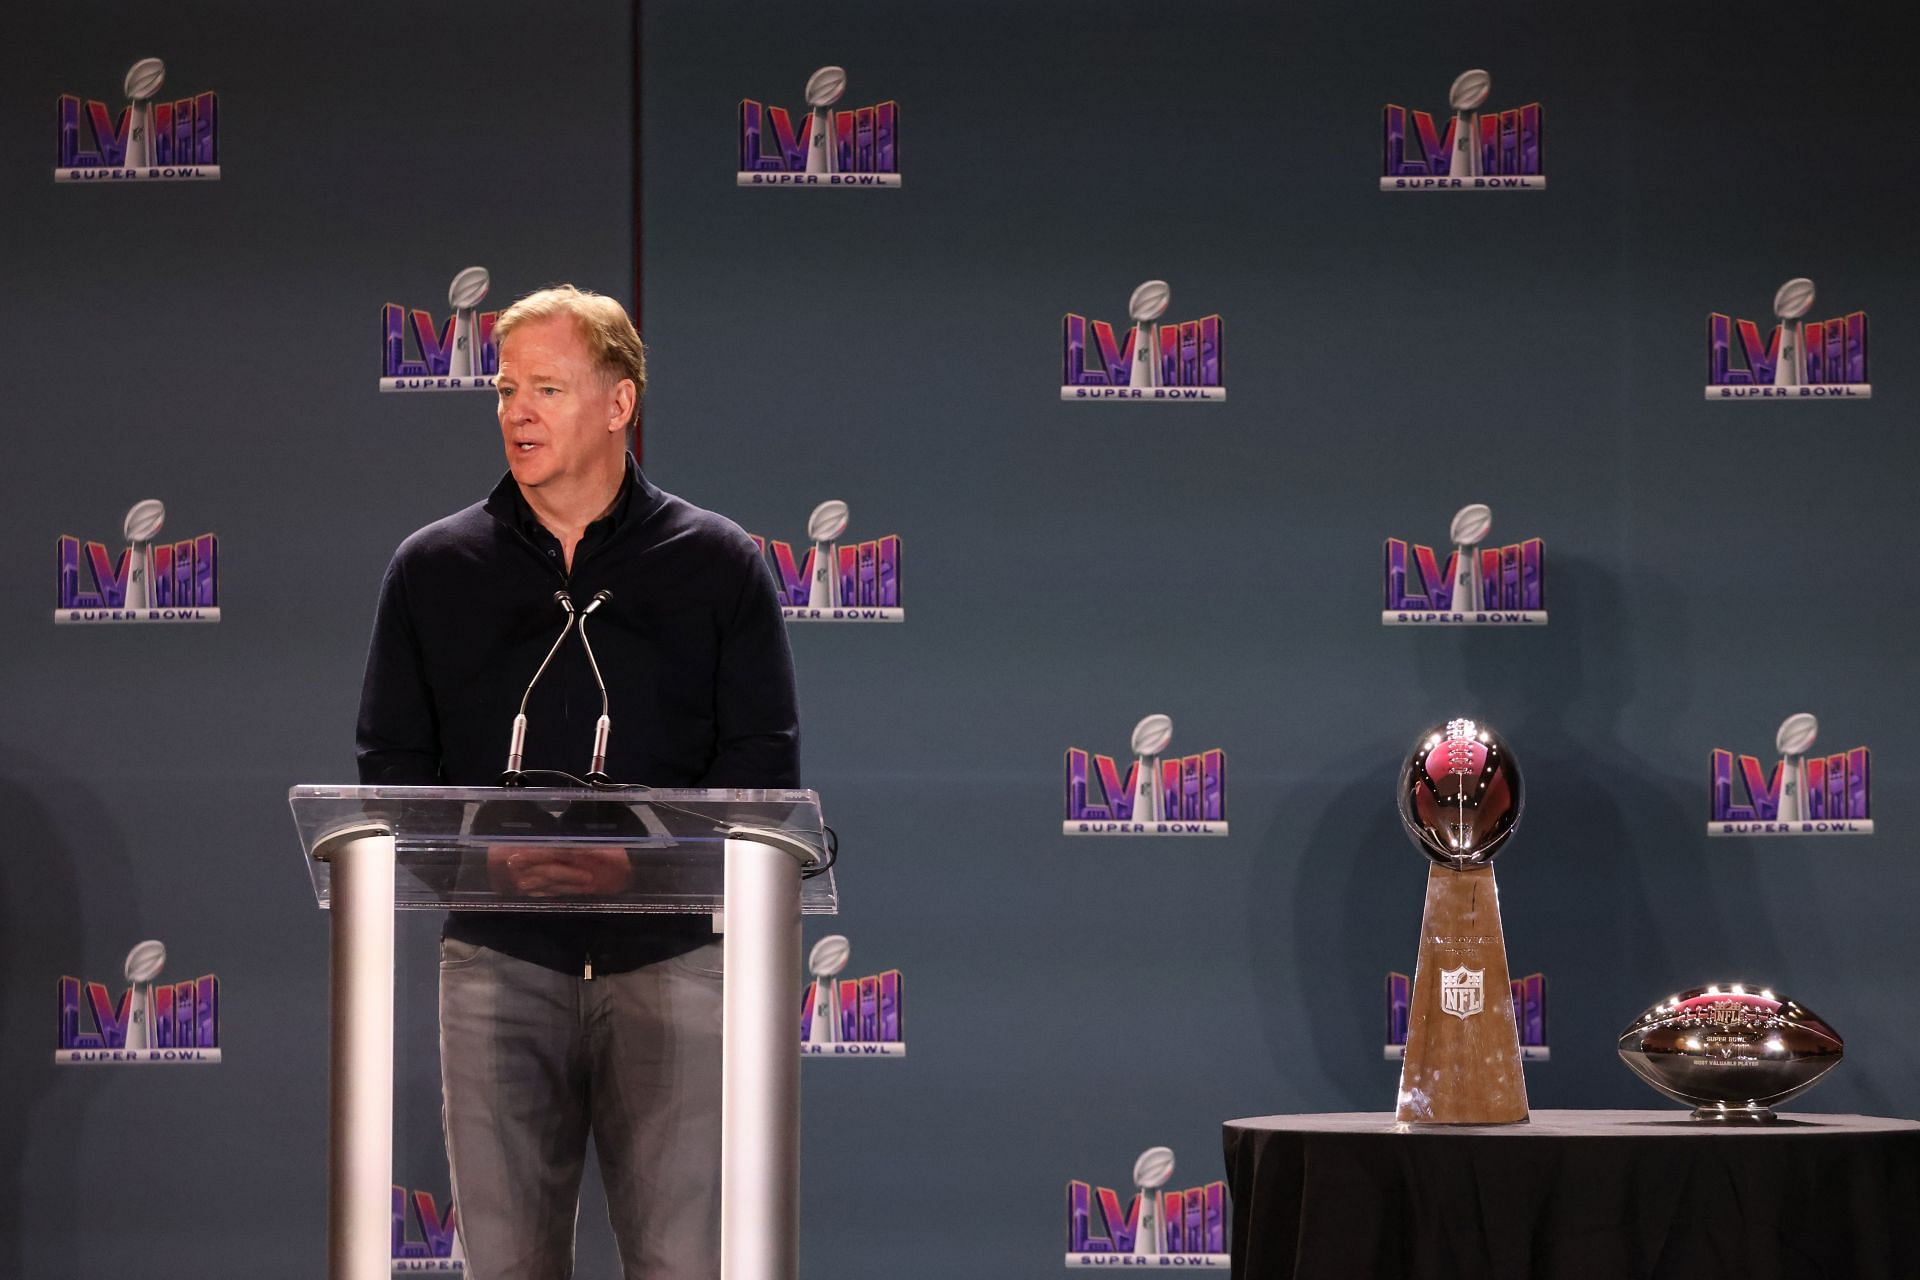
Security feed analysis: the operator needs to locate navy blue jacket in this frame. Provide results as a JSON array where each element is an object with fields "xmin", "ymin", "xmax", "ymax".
[{"xmin": 355, "ymin": 454, "xmax": 800, "ymax": 972}]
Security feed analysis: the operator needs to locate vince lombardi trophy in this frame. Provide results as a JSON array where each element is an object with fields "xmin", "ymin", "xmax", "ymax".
[
  {"xmin": 123, "ymin": 59, "xmax": 165, "ymax": 169},
  {"xmin": 123, "ymin": 940, "xmax": 167, "ymax": 1051},
  {"xmin": 1774, "ymin": 713, "xmax": 1818, "ymax": 823},
  {"xmin": 806, "ymin": 500, "xmax": 849, "ymax": 610},
  {"xmin": 1449, "ymin": 504, "xmax": 1491, "ymax": 613},
  {"xmin": 1128, "ymin": 281, "xmax": 1170, "ymax": 390},
  {"xmin": 1449, "ymin": 70, "xmax": 1490, "ymax": 179},
  {"xmin": 1130, "ymin": 1147, "xmax": 1175, "ymax": 1256},
  {"xmin": 804, "ymin": 66, "xmax": 846, "ymax": 176},
  {"xmin": 1129, "ymin": 715, "xmax": 1173, "ymax": 824},
  {"xmin": 807, "ymin": 935, "xmax": 851, "ymax": 1045},
  {"xmin": 122, "ymin": 500, "xmax": 166, "ymax": 611},
  {"xmin": 447, "ymin": 267, "xmax": 491, "ymax": 379},
  {"xmin": 1772, "ymin": 278, "xmax": 1815, "ymax": 389}
]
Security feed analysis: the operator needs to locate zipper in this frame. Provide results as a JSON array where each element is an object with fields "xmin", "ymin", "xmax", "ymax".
[{"xmin": 584, "ymin": 952, "xmax": 594, "ymax": 981}]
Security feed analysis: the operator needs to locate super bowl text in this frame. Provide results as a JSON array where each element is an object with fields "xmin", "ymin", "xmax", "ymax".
[
  {"xmin": 1709, "ymin": 747, "xmax": 1871, "ymax": 836},
  {"xmin": 799, "ymin": 969, "xmax": 904, "ymax": 1058},
  {"xmin": 1061, "ymin": 314, "xmax": 1225, "ymax": 402},
  {"xmin": 56, "ymin": 58, "xmax": 219, "ymax": 182},
  {"xmin": 1064, "ymin": 747, "xmax": 1227, "ymax": 837},
  {"xmin": 57, "ymin": 973, "xmax": 220, "ymax": 1064},
  {"xmin": 393, "ymin": 1187, "xmax": 462, "ymax": 1272},
  {"xmin": 1066, "ymin": 1178, "xmax": 1227, "ymax": 1268},
  {"xmin": 56, "ymin": 527, "xmax": 219, "ymax": 624},
  {"xmin": 1382, "ymin": 538, "xmax": 1545, "ymax": 625}
]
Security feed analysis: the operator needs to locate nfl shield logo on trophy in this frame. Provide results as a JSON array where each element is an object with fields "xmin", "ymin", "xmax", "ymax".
[{"xmin": 1440, "ymin": 966, "xmax": 1485, "ymax": 1020}]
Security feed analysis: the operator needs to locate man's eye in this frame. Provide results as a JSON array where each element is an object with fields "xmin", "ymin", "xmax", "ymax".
[
  {"xmin": 498, "ymin": 387, "xmax": 514, "ymax": 398},
  {"xmin": 541, "ymin": 386, "xmax": 560, "ymax": 396}
]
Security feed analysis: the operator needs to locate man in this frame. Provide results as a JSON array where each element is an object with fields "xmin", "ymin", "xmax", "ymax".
[{"xmin": 356, "ymin": 284, "xmax": 800, "ymax": 1279}]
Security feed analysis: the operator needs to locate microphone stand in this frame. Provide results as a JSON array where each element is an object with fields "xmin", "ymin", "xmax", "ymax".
[
  {"xmin": 501, "ymin": 592, "xmax": 578, "ymax": 787},
  {"xmin": 576, "ymin": 590, "xmax": 614, "ymax": 785}
]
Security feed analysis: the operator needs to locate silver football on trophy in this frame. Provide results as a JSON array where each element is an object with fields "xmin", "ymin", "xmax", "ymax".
[
  {"xmin": 1130, "ymin": 714, "xmax": 1173, "ymax": 757},
  {"xmin": 808, "ymin": 934, "xmax": 850, "ymax": 978},
  {"xmin": 1398, "ymin": 718, "xmax": 1522, "ymax": 867},
  {"xmin": 1132, "ymin": 1146, "xmax": 1175, "ymax": 1189},
  {"xmin": 1773, "ymin": 278, "xmax": 1816, "ymax": 321},
  {"xmin": 123, "ymin": 500, "xmax": 166, "ymax": 542},
  {"xmin": 807, "ymin": 500, "xmax": 850, "ymax": 543},
  {"xmin": 448, "ymin": 266, "xmax": 491, "ymax": 311},
  {"xmin": 1129, "ymin": 280, "xmax": 1171, "ymax": 323},
  {"xmin": 805, "ymin": 66, "xmax": 847, "ymax": 108},
  {"xmin": 125, "ymin": 58, "xmax": 166, "ymax": 101},
  {"xmin": 1618, "ymin": 984, "xmax": 1843, "ymax": 1121},
  {"xmin": 1776, "ymin": 713, "xmax": 1819, "ymax": 756},
  {"xmin": 124, "ymin": 939, "xmax": 167, "ymax": 983},
  {"xmin": 1449, "ymin": 503, "xmax": 1492, "ymax": 546},
  {"xmin": 1449, "ymin": 69, "xmax": 1491, "ymax": 111}
]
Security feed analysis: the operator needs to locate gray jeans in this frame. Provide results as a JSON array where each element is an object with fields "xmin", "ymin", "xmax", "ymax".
[{"xmin": 439, "ymin": 938, "xmax": 724, "ymax": 1280}]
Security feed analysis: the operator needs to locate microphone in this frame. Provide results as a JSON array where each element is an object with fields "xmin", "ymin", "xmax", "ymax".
[
  {"xmin": 576, "ymin": 589, "xmax": 613, "ymax": 783},
  {"xmin": 501, "ymin": 592, "xmax": 578, "ymax": 787}
]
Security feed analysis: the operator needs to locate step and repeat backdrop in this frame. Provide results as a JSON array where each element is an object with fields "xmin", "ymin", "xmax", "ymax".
[{"xmin": 4, "ymin": 0, "xmax": 1917, "ymax": 1276}]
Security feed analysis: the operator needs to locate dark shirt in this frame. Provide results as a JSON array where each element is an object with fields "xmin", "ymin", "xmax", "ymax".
[{"xmin": 355, "ymin": 453, "xmax": 801, "ymax": 972}]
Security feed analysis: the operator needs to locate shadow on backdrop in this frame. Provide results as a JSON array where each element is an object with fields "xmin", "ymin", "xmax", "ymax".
[{"xmin": 0, "ymin": 755, "xmax": 131, "ymax": 1280}]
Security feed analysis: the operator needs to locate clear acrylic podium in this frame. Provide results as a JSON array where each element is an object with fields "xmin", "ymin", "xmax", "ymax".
[{"xmin": 289, "ymin": 785, "xmax": 837, "ymax": 1280}]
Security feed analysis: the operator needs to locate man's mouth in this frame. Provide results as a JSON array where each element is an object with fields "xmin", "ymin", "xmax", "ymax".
[{"xmin": 513, "ymin": 441, "xmax": 542, "ymax": 453}]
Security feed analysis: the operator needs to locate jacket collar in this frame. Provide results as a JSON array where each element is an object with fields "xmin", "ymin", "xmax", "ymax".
[{"xmin": 483, "ymin": 451, "xmax": 660, "ymax": 539}]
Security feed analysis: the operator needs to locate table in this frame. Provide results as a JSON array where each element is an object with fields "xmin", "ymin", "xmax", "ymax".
[{"xmin": 1222, "ymin": 1110, "xmax": 1920, "ymax": 1280}]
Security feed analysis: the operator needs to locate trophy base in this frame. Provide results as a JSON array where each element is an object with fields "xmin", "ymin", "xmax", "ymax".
[
  {"xmin": 735, "ymin": 171, "xmax": 901, "ymax": 188},
  {"xmin": 1379, "ymin": 175, "xmax": 1546, "ymax": 191},
  {"xmin": 801, "ymin": 1041, "xmax": 906, "ymax": 1058},
  {"xmin": 781, "ymin": 606, "xmax": 904, "ymax": 622},
  {"xmin": 1381, "ymin": 610, "xmax": 1548, "ymax": 626},
  {"xmin": 1690, "ymin": 1102, "xmax": 1776, "ymax": 1123},
  {"xmin": 1706, "ymin": 819, "xmax": 1872, "ymax": 837},
  {"xmin": 1704, "ymin": 383, "xmax": 1870, "ymax": 401},
  {"xmin": 1062, "ymin": 820, "xmax": 1228, "ymax": 837},
  {"xmin": 1059, "ymin": 385, "xmax": 1227, "ymax": 402},
  {"xmin": 56, "ymin": 165, "xmax": 222, "ymax": 182},
  {"xmin": 1395, "ymin": 863, "xmax": 1529, "ymax": 1125},
  {"xmin": 379, "ymin": 376, "xmax": 496, "ymax": 393}
]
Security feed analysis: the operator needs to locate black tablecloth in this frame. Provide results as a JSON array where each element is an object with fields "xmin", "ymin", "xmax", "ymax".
[{"xmin": 1223, "ymin": 1110, "xmax": 1920, "ymax": 1280}]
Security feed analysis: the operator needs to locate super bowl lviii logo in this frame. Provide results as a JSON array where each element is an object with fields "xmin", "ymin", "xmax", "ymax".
[
  {"xmin": 57, "ymin": 940, "xmax": 220, "ymax": 1065},
  {"xmin": 1707, "ymin": 278, "xmax": 1869, "ymax": 400},
  {"xmin": 57, "ymin": 57, "xmax": 219, "ymax": 182},
  {"xmin": 1383, "ymin": 504, "xmax": 1545, "ymax": 626},
  {"xmin": 1062, "ymin": 281, "xmax": 1225, "ymax": 401},
  {"xmin": 738, "ymin": 66, "xmax": 899, "ymax": 188},
  {"xmin": 393, "ymin": 1186, "xmax": 463, "ymax": 1273},
  {"xmin": 1382, "ymin": 69, "xmax": 1542, "ymax": 190},
  {"xmin": 382, "ymin": 267, "xmax": 499, "ymax": 392},
  {"xmin": 1065, "ymin": 716, "xmax": 1227, "ymax": 837},
  {"xmin": 1388, "ymin": 971, "xmax": 1548, "ymax": 1061},
  {"xmin": 56, "ymin": 500, "xmax": 219, "ymax": 624},
  {"xmin": 1067, "ymin": 1147, "xmax": 1228, "ymax": 1269},
  {"xmin": 800, "ymin": 936, "xmax": 905, "ymax": 1058},
  {"xmin": 750, "ymin": 501, "xmax": 902, "ymax": 622},
  {"xmin": 1710, "ymin": 713, "xmax": 1871, "ymax": 837}
]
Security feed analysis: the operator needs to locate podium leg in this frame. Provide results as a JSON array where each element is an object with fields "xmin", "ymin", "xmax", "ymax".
[
  {"xmin": 721, "ymin": 836, "xmax": 802, "ymax": 1280},
  {"xmin": 327, "ymin": 831, "xmax": 396, "ymax": 1280}
]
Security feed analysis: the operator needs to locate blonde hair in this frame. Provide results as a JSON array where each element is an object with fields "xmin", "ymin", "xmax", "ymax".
[{"xmin": 493, "ymin": 284, "xmax": 646, "ymax": 429}]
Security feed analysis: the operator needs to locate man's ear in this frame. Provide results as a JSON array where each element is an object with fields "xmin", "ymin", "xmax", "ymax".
[{"xmin": 608, "ymin": 378, "xmax": 636, "ymax": 435}]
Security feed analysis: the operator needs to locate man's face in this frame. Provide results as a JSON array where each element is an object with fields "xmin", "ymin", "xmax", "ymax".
[{"xmin": 495, "ymin": 314, "xmax": 631, "ymax": 491}]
